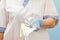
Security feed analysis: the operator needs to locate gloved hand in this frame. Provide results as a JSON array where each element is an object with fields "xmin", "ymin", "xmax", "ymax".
[{"xmin": 27, "ymin": 18, "xmax": 44, "ymax": 31}]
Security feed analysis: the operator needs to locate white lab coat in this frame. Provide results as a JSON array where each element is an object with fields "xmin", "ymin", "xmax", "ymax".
[{"xmin": 0, "ymin": 0, "xmax": 58, "ymax": 40}]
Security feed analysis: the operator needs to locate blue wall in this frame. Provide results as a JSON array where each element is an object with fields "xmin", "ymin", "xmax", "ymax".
[{"xmin": 47, "ymin": 0, "xmax": 60, "ymax": 40}]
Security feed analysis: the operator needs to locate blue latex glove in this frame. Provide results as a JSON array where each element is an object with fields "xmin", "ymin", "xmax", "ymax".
[{"xmin": 27, "ymin": 19, "xmax": 44, "ymax": 31}]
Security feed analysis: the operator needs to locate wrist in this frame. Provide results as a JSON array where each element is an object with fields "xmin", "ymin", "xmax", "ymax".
[{"xmin": 41, "ymin": 18, "xmax": 58, "ymax": 28}]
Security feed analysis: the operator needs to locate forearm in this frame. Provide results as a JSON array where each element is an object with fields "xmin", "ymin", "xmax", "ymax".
[
  {"xmin": 41, "ymin": 18, "xmax": 58, "ymax": 28},
  {"xmin": 0, "ymin": 32, "xmax": 4, "ymax": 40}
]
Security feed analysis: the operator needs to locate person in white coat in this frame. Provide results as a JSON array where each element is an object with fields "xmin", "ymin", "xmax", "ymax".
[{"xmin": 0, "ymin": 0, "xmax": 58, "ymax": 40}]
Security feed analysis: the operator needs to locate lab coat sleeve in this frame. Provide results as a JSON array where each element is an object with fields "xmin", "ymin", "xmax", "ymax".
[
  {"xmin": 43, "ymin": 0, "xmax": 58, "ymax": 19},
  {"xmin": 0, "ymin": 0, "xmax": 8, "ymax": 32},
  {"xmin": 0, "ymin": 10, "xmax": 8, "ymax": 32}
]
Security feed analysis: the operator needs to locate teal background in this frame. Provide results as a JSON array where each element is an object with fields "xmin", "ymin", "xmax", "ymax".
[{"xmin": 47, "ymin": 0, "xmax": 60, "ymax": 40}]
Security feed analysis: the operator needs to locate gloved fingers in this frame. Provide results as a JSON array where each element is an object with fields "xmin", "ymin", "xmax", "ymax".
[
  {"xmin": 26, "ymin": 18, "xmax": 44, "ymax": 32},
  {"xmin": 34, "ymin": 22, "xmax": 41, "ymax": 32},
  {"xmin": 27, "ymin": 20, "xmax": 41, "ymax": 32},
  {"xmin": 28, "ymin": 19, "xmax": 41, "ymax": 28},
  {"xmin": 26, "ymin": 24, "xmax": 32, "ymax": 28}
]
